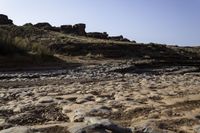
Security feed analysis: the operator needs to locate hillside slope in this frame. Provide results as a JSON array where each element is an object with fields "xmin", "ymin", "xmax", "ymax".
[{"xmin": 0, "ymin": 14, "xmax": 200, "ymax": 68}]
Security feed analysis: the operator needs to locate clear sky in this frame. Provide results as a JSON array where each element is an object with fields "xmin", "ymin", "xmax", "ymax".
[{"xmin": 0, "ymin": 0, "xmax": 200, "ymax": 46}]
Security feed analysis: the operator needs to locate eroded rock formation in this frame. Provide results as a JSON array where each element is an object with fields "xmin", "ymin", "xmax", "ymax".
[
  {"xmin": 87, "ymin": 32, "xmax": 108, "ymax": 39},
  {"xmin": 0, "ymin": 14, "xmax": 13, "ymax": 25}
]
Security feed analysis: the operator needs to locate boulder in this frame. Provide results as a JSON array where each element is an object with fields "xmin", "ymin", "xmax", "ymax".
[
  {"xmin": 68, "ymin": 118, "xmax": 133, "ymax": 133},
  {"xmin": 0, "ymin": 14, "xmax": 13, "ymax": 25},
  {"xmin": 87, "ymin": 32, "xmax": 108, "ymax": 39},
  {"xmin": 73, "ymin": 23, "xmax": 86, "ymax": 36}
]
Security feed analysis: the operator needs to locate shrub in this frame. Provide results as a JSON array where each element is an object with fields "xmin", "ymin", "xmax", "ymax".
[{"xmin": 0, "ymin": 34, "xmax": 26, "ymax": 55}]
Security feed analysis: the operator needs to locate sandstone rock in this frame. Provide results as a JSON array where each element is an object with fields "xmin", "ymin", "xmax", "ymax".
[
  {"xmin": 194, "ymin": 125, "xmax": 200, "ymax": 133},
  {"xmin": 0, "ymin": 14, "xmax": 13, "ymax": 25},
  {"xmin": 148, "ymin": 112, "xmax": 160, "ymax": 119},
  {"xmin": 108, "ymin": 35, "xmax": 123, "ymax": 41},
  {"xmin": 95, "ymin": 97, "xmax": 105, "ymax": 103},
  {"xmin": 195, "ymin": 114, "xmax": 200, "ymax": 119},
  {"xmin": 76, "ymin": 98, "xmax": 88, "ymax": 104},
  {"xmin": 87, "ymin": 32, "xmax": 108, "ymax": 39},
  {"xmin": 50, "ymin": 27, "xmax": 61, "ymax": 32},
  {"xmin": 68, "ymin": 123, "xmax": 108, "ymax": 133},
  {"xmin": 0, "ymin": 127, "xmax": 33, "ymax": 133},
  {"xmin": 62, "ymin": 105, "xmax": 72, "ymax": 114},
  {"xmin": 0, "ymin": 118, "xmax": 10, "ymax": 130},
  {"xmin": 136, "ymin": 120, "xmax": 175, "ymax": 133},
  {"xmin": 0, "ymin": 119, "xmax": 6, "ymax": 126},
  {"xmin": 76, "ymin": 95, "xmax": 94, "ymax": 104},
  {"xmin": 38, "ymin": 96, "xmax": 54, "ymax": 103},
  {"xmin": 34, "ymin": 22, "xmax": 52, "ymax": 30},
  {"xmin": 13, "ymin": 106, "xmax": 22, "ymax": 113},
  {"xmin": 68, "ymin": 109, "xmax": 86, "ymax": 122},
  {"xmin": 61, "ymin": 25, "xmax": 73, "ymax": 34},
  {"xmin": 88, "ymin": 106, "xmax": 111, "ymax": 117},
  {"xmin": 23, "ymin": 23, "xmax": 33, "ymax": 27},
  {"xmin": 32, "ymin": 125, "xmax": 69, "ymax": 133},
  {"xmin": 121, "ymin": 38, "xmax": 130, "ymax": 42},
  {"xmin": 68, "ymin": 118, "xmax": 132, "ymax": 133},
  {"xmin": 73, "ymin": 23, "xmax": 86, "ymax": 36}
]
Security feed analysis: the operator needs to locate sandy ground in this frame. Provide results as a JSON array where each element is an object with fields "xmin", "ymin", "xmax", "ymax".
[{"xmin": 0, "ymin": 59, "xmax": 200, "ymax": 133}]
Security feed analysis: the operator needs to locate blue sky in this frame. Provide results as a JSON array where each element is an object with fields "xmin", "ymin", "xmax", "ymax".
[{"xmin": 0, "ymin": 0, "xmax": 200, "ymax": 46}]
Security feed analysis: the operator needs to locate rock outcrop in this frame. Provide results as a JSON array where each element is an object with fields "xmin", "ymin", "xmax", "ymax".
[
  {"xmin": 0, "ymin": 14, "xmax": 131, "ymax": 41},
  {"xmin": 34, "ymin": 22, "xmax": 52, "ymax": 30},
  {"xmin": 73, "ymin": 23, "xmax": 86, "ymax": 36},
  {"xmin": 87, "ymin": 32, "xmax": 108, "ymax": 39},
  {"xmin": 61, "ymin": 25, "xmax": 73, "ymax": 34},
  {"xmin": 60, "ymin": 23, "xmax": 86, "ymax": 35},
  {"xmin": 0, "ymin": 14, "xmax": 13, "ymax": 25}
]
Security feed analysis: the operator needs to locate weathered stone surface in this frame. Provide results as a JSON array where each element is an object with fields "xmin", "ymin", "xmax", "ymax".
[
  {"xmin": 68, "ymin": 118, "xmax": 132, "ymax": 133},
  {"xmin": 38, "ymin": 96, "xmax": 54, "ymax": 103},
  {"xmin": 194, "ymin": 125, "xmax": 200, "ymax": 133},
  {"xmin": 0, "ymin": 14, "xmax": 13, "ymax": 25},
  {"xmin": 61, "ymin": 25, "xmax": 73, "ymax": 34},
  {"xmin": 34, "ymin": 22, "xmax": 52, "ymax": 30},
  {"xmin": 68, "ymin": 109, "xmax": 86, "ymax": 122},
  {"xmin": 0, "ymin": 127, "xmax": 33, "ymax": 133},
  {"xmin": 136, "ymin": 120, "xmax": 175, "ymax": 133},
  {"xmin": 23, "ymin": 23, "xmax": 33, "ymax": 27},
  {"xmin": 121, "ymin": 38, "xmax": 130, "ymax": 42},
  {"xmin": 0, "ymin": 60, "xmax": 200, "ymax": 133},
  {"xmin": 108, "ymin": 35, "xmax": 124, "ymax": 41},
  {"xmin": 73, "ymin": 23, "xmax": 86, "ymax": 36},
  {"xmin": 87, "ymin": 32, "xmax": 108, "ymax": 39}
]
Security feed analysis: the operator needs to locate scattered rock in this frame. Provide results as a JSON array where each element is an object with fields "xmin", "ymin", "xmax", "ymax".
[
  {"xmin": 76, "ymin": 95, "xmax": 94, "ymax": 104},
  {"xmin": 0, "ymin": 118, "xmax": 11, "ymax": 130},
  {"xmin": 13, "ymin": 106, "xmax": 21, "ymax": 113},
  {"xmin": 62, "ymin": 105, "xmax": 72, "ymax": 114},
  {"xmin": 0, "ymin": 126, "xmax": 33, "ymax": 133},
  {"xmin": 195, "ymin": 114, "xmax": 200, "ymax": 119},
  {"xmin": 148, "ymin": 112, "xmax": 160, "ymax": 119},
  {"xmin": 8, "ymin": 105, "xmax": 68, "ymax": 125},
  {"xmin": 88, "ymin": 106, "xmax": 111, "ymax": 117},
  {"xmin": 194, "ymin": 125, "xmax": 200, "ymax": 133},
  {"xmin": 68, "ymin": 118, "xmax": 132, "ymax": 133},
  {"xmin": 68, "ymin": 109, "xmax": 86, "ymax": 122},
  {"xmin": 136, "ymin": 120, "xmax": 175, "ymax": 133},
  {"xmin": 38, "ymin": 96, "xmax": 54, "ymax": 103},
  {"xmin": 95, "ymin": 97, "xmax": 105, "ymax": 103},
  {"xmin": 76, "ymin": 98, "xmax": 88, "ymax": 104}
]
